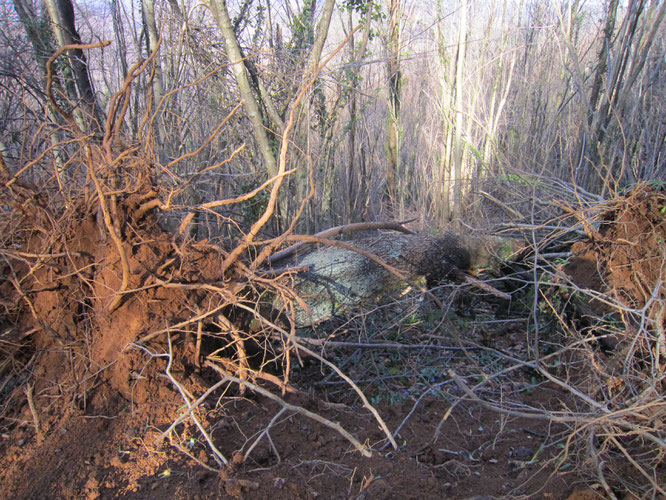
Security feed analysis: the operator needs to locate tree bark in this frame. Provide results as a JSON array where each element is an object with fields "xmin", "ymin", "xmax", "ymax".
[
  {"xmin": 436, "ymin": 0, "xmax": 453, "ymax": 221},
  {"xmin": 386, "ymin": 0, "xmax": 401, "ymax": 206},
  {"xmin": 142, "ymin": 0, "xmax": 166, "ymax": 152},
  {"xmin": 588, "ymin": 0, "xmax": 619, "ymax": 124},
  {"xmin": 12, "ymin": 0, "xmax": 54, "ymax": 75},
  {"xmin": 12, "ymin": 0, "xmax": 64, "ymax": 169},
  {"xmin": 452, "ymin": 0, "xmax": 468, "ymax": 223},
  {"xmin": 207, "ymin": 0, "xmax": 278, "ymax": 178},
  {"xmin": 45, "ymin": 0, "xmax": 104, "ymax": 133},
  {"xmin": 307, "ymin": 0, "xmax": 336, "ymax": 74},
  {"xmin": 286, "ymin": 232, "xmax": 521, "ymax": 326}
]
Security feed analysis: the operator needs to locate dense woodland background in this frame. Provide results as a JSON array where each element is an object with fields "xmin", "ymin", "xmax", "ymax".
[
  {"xmin": 2, "ymin": 0, "xmax": 664, "ymax": 235},
  {"xmin": 1, "ymin": 2, "xmax": 666, "ymax": 497}
]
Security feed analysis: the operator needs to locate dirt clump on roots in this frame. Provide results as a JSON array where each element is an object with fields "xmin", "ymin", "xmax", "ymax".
[
  {"xmin": 558, "ymin": 185, "xmax": 666, "ymax": 495},
  {"xmin": 16, "ymin": 199, "xmax": 227, "ymax": 403},
  {"xmin": 566, "ymin": 185, "xmax": 666, "ymax": 310},
  {"xmin": 0, "ymin": 191, "xmax": 229, "ymax": 496},
  {"xmin": 0, "ymin": 196, "xmax": 582, "ymax": 499}
]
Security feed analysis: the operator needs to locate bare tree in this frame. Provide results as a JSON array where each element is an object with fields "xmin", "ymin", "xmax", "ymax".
[
  {"xmin": 452, "ymin": 0, "xmax": 467, "ymax": 222},
  {"xmin": 386, "ymin": 0, "xmax": 400, "ymax": 206},
  {"xmin": 44, "ymin": 0, "xmax": 104, "ymax": 132}
]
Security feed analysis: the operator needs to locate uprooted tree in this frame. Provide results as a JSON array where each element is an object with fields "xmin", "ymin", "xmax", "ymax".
[
  {"xmin": 2, "ymin": 22, "xmax": 666, "ymax": 498},
  {"xmin": 0, "ymin": 39, "xmax": 524, "ymax": 457},
  {"xmin": 271, "ymin": 231, "xmax": 521, "ymax": 326},
  {"xmin": 0, "ymin": 39, "xmax": 434, "ymax": 460}
]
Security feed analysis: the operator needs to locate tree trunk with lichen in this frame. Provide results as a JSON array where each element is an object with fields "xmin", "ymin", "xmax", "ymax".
[
  {"xmin": 45, "ymin": 0, "xmax": 104, "ymax": 132},
  {"xmin": 286, "ymin": 233, "xmax": 521, "ymax": 327}
]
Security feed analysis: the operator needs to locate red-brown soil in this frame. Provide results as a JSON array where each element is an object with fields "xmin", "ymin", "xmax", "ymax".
[
  {"xmin": 2, "ymin": 187, "xmax": 664, "ymax": 499},
  {"xmin": 566, "ymin": 186, "xmax": 666, "ymax": 310},
  {"xmin": 0, "ymin": 350, "xmax": 582, "ymax": 499}
]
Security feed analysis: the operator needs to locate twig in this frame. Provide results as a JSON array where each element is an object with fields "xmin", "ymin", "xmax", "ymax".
[
  {"xmin": 610, "ymin": 435, "xmax": 666, "ymax": 496},
  {"xmin": 44, "ymin": 41, "xmax": 111, "ymax": 131},
  {"xmin": 479, "ymin": 190, "xmax": 523, "ymax": 219},
  {"xmin": 1, "ymin": 249, "xmax": 83, "ymax": 259},
  {"xmin": 459, "ymin": 273, "xmax": 511, "ymax": 300},
  {"xmin": 260, "ymin": 265, "xmax": 311, "ymax": 277},
  {"xmin": 231, "ymin": 303, "xmax": 399, "ymax": 450},
  {"xmin": 448, "ymin": 369, "xmax": 589, "ymax": 423},
  {"xmin": 10, "ymin": 278, "xmax": 38, "ymax": 322},
  {"xmin": 159, "ymin": 376, "xmax": 230, "ymax": 441},
  {"xmin": 266, "ymin": 220, "xmax": 416, "ymax": 265},
  {"xmin": 217, "ymin": 314, "xmax": 250, "ymax": 393},
  {"xmin": 159, "ymin": 336, "xmax": 228, "ymax": 466},
  {"xmin": 382, "ymin": 381, "xmax": 453, "ymax": 451},
  {"xmin": 194, "ymin": 319, "xmax": 203, "ymax": 369},
  {"xmin": 198, "ymin": 167, "xmax": 296, "ymax": 210},
  {"xmin": 243, "ymin": 407, "xmax": 287, "ymax": 462},
  {"xmin": 298, "ymin": 338, "xmax": 477, "ymax": 352},
  {"xmin": 207, "ymin": 356, "xmax": 297, "ymax": 394},
  {"xmin": 133, "ymin": 300, "xmax": 231, "ymax": 346},
  {"xmin": 170, "ymin": 441, "xmax": 218, "ymax": 472},
  {"xmin": 25, "ymin": 384, "xmax": 42, "ymax": 438},
  {"xmin": 588, "ymin": 432, "xmax": 617, "ymax": 500},
  {"xmin": 206, "ymin": 360, "xmax": 372, "ymax": 457},
  {"xmin": 294, "ymin": 339, "xmax": 398, "ymax": 449}
]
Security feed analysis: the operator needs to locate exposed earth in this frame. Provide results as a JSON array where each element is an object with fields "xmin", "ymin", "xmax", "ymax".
[{"xmin": 1, "ymin": 186, "xmax": 664, "ymax": 499}]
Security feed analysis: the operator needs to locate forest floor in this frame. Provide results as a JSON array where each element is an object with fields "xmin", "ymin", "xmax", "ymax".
[
  {"xmin": 0, "ymin": 338, "xmax": 600, "ymax": 499},
  {"xmin": 0, "ymin": 371, "xmax": 589, "ymax": 500},
  {"xmin": 1, "ymin": 187, "xmax": 664, "ymax": 499}
]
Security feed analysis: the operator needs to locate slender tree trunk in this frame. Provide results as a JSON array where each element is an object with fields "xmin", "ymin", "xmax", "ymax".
[
  {"xmin": 452, "ymin": 0, "xmax": 468, "ymax": 222},
  {"xmin": 346, "ymin": 10, "xmax": 357, "ymax": 224},
  {"xmin": 483, "ymin": 6, "xmax": 516, "ymax": 177},
  {"xmin": 207, "ymin": 0, "xmax": 278, "ymax": 178},
  {"xmin": 345, "ymin": 7, "xmax": 372, "ymax": 223},
  {"xmin": 111, "ymin": 0, "xmax": 129, "ymax": 83},
  {"xmin": 12, "ymin": 0, "xmax": 64, "ymax": 170},
  {"xmin": 589, "ymin": 0, "xmax": 619, "ymax": 124},
  {"xmin": 44, "ymin": 0, "xmax": 83, "ymax": 130},
  {"xmin": 12, "ymin": 0, "xmax": 53, "ymax": 78},
  {"xmin": 436, "ymin": 0, "xmax": 454, "ymax": 222},
  {"xmin": 307, "ymin": 0, "xmax": 335, "ymax": 74},
  {"xmin": 142, "ymin": 0, "xmax": 167, "ymax": 154},
  {"xmin": 45, "ymin": 0, "xmax": 104, "ymax": 133},
  {"xmin": 583, "ymin": 0, "xmax": 619, "ymax": 190},
  {"xmin": 386, "ymin": 0, "xmax": 401, "ymax": 208},
  {"xmin": 111, "ymin": 0, "xmax": 132, "ymax": 135}
]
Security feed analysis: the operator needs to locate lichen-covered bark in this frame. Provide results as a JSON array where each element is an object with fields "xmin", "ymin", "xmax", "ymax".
[
  {"xmin": 288, "ymin": 233, "xmax": 521, "ymax": 326},
  {"xmin": 207, "ymin": 0, "xmax": 278, "ymax": 178}
]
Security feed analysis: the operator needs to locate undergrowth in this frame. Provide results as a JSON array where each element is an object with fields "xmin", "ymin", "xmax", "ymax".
[{"xmin": 0, "ymin": 44, "xmax": 664, "ymax": 499}]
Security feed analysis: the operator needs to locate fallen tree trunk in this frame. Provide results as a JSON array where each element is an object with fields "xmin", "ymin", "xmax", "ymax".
[{"xmin": 280, "ymin": 232, "xmax": 523, "ymax": 327}]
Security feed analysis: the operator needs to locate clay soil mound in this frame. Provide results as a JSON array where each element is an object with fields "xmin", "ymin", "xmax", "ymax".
[
  {"xmin": 559, "ymin": 185, "xmax": 666, "ymax": 496},
  {"xmin": 3, "ymin": 187, "xmax": 663, "ymax": 499},
  {"xmin": 0, "ymin": 198, "xmax": 582, "ymax": 499},
  {"xmin": 566, "ymin": 185, "xmax": 666, "ymax": 310}
]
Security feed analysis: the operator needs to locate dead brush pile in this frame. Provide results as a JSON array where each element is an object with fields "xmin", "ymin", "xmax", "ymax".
[
  {"xmin": 1, "ymin": 47, "xmax": 664, "ymax": 498},
  {"xmin": 546, "ymin": 184, "xmax": 666, "ymax": 495},
  {"xmin": 0, "ymin": 56, "xmax": 397, "ymax": 484}
]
